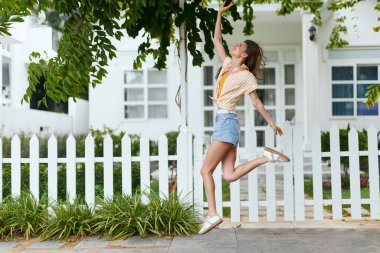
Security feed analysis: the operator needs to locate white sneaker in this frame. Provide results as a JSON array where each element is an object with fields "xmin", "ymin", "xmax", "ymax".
[
  {"xmin": 198, "ymin": 215, "xmax": 223, "ymax": 235},
  {"xmin": 263, "ymin": 147, "xmax": 290, "ymax": 163}
]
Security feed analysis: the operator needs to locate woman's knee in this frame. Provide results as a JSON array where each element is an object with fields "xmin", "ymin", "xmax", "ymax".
[
  {"xmin": 223, "ymin": 173, "xmax": 235, "ymax": 183},
  {"xmin": 200, "ymin": 166, "xmax": 214, "ymax": 177}
]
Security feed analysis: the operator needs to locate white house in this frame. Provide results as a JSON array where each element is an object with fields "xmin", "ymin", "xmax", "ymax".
[
  {"xmin": 0, "ymin": 16, "xmax": 89, "ymax": 136},
  {"xmin": 90, "ymin": 0, "xmax": 380, "ymax": 154},
  {"xmin": 1, "ymin": 1, "xmax": 380, "ymax": 154}
]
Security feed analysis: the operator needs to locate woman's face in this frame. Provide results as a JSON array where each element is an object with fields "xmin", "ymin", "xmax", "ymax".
[{"xmin": 230, "ymin": 41, "xmax": 248, "ymax": 59}]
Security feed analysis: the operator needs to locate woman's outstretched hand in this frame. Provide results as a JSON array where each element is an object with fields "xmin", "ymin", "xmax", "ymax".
[
  {"xmin": 271, "ymin": 125, "xmax": 284, "ymax": 136},
  {"xmin": 218, "ymin": 0, "xmax": 235, "ymax": 14}
]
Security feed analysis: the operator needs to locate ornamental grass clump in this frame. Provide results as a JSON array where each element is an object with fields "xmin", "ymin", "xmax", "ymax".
[
  {"xmin": 0, "ymin": 191, "xmax": 47, "ymax": 240},
  {"xmin": 92, "ymin": 192, "xmax": 151, "ymax": 240},
  {"xmin": 42, "ymin": 197, "xmax": 94, "ymax": 241},
  {"xmin": 145, "ymin": 190, "xmax": 202, "ymax": 237}
]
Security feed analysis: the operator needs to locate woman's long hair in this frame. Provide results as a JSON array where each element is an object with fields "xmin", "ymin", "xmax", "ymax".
[{"xmin": 215, "ymin": 40, "xmax": 267, "ymax": 82}]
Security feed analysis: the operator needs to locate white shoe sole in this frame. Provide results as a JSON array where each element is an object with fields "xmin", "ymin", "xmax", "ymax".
[
  {"xmin": 198, "ymin": 218, "xmax": 223, "ymax": 235},
  {"xmin": 264, "ymin": 147, "xmax": 290, "ymax": 162}
]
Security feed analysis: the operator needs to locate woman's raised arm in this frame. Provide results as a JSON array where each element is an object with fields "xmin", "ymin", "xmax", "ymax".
[{"xmin": 213, "ymin": 0, "xmax": 234, "ymax": 62}]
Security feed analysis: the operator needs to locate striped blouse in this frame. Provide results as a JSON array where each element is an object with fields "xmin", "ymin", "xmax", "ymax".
[{"xmin": 208, "ymin": 56, "xmax": 259, "ymax": 111}]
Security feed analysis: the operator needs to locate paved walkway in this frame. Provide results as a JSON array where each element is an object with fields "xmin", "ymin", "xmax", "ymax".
[{"xmin": 1, "ymin": 221, "xmax": 379, "ymax": 253}]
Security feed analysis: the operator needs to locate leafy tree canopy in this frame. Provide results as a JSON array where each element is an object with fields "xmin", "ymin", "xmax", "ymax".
[{"xmin": 0, "ymin": 0, "xmax": 379, "ymax": 107}]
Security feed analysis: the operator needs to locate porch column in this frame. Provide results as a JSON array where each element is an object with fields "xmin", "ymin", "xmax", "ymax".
[{"xmin": 301, "ymin": 11, "xmax": 319, "ymax": 151}]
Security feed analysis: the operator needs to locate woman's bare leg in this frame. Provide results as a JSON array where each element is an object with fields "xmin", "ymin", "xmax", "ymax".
[
  {"xmin": 200, "ymin": 140, "xmax": 233, "ymax": 217},
  {"xmin": 221, "ymin": 147, "xmax": 269, "ymax": 182}
]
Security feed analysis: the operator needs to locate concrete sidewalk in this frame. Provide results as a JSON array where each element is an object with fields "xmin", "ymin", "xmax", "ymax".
[{"xmin": 0, "ymin": 221, "xmax": 379, "ymax": 253}]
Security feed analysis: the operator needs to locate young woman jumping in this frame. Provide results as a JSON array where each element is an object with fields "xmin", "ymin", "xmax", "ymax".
[{"xmin": 198, "ymin": 0, "xmax": 291, "ymax": 235}]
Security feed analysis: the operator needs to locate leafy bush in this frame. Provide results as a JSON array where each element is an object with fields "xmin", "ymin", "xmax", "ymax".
[
  {"xmin": 92, "ymin": 191, "xmax": 151, "ymax": 240},
  {"xmin": 0, "ymin": 191, "xmax": 48, "ymax": 240},
  {"xmin": 42, "ymin": 197, "xmax": 94, "ymax": 240},
  {"xmin": 146, "ymin": 190, "xmax": 201, "ymax": 236}
]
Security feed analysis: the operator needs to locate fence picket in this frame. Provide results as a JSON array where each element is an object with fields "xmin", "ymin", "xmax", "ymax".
[
  {"xmin": 177, "ymin": 131, "xmax": 186, "ymax": 201},
  {"xmin": 0, "ymin": 139, "xmax": 2, "ymax": 202},
  {"xmin": 193, "ymin": 136, "xmax": 204, "ymax": 217},
  {"xmin": 140, "ymin": 134, "xmax": 150, "ymax": 204},
  {"xmin": 214, "ymin": 163, "xmax": 223, "ymax": 217},
  {"xmin": 30, "ymin": 135, "xmax": 39, "ymax": 201},
  {"xmin": 11, "ymin": 135, "xmax": 21, "ymax": 196},
  {"xmin": 158, "ymin": 134, "xmax": 169, "ymax": 199},
  {"xmin": 187, "ymin": 129, "xmax": 193, "ymax": 205},
  {"xmin": 85, "ymin": 134, "xmax": 95, "ymax": 207},
  {"xmin": 294, "ymin": 122, "xmax": 305, "ymax": 220},
  {"xmin": 265, "ymin": 125, "xmax": 276, "ymax": 221},
  {"xmin": 104, "ymin": 134, "xmax": 113, "ymax": 199},
  {"xmin": 246, "ymin": 126, "xmax": 259, "ymax": 222},
  {"xmin": 348, "ymin": 128, "xmax": 361, "ymax": 219},
  {"xmin": 121, "ymin": 134, "xmax": 132, "ymax": 195},
  {"xmin": 230, "ymin": 148, "xmax": 240, "ymax": 222},
  {"xmin": 48, "ymin": 135, "xmax": 58, "ymax": 202},
  {"xmin": 282, "ymin": 122, "xmax": 294, "ymax": 221},
  {"xmin": 66, "ymin": 135, "xmax": 76, "ymax": 203},
  {"xmin": 330, "ymin": 124, "xmax": 343, "ymax": 220},
  {"xmin": 368, "ymin": 124, "xmax": 380, "ymax": 219},
  {"xmin": 312, "ymin": 125, "xmax": 323, "ymax": 220}
]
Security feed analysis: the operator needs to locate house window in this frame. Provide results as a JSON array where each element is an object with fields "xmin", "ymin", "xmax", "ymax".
[
  {"xmin": 331, "ymin": 65, "xmax": 379, "ymax": 117},
  {"xmin": 2, "ymin": 56, "xmax": 11, "ymax": 102},
  {"xmin": 124, "ymin": 69, "xmax": 168, "ymax": 119}
]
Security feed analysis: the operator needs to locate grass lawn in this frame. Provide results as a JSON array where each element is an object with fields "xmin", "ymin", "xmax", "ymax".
[{"xmin": 304, "ymin": 178, "xmax": 372, "ymax": 215}]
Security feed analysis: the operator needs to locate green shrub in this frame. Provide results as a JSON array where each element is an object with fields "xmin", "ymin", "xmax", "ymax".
[
  {"xmin": 42, "ymin": 197, "xmax": 94, "ymax": 241},
  {"xmin": 146, "ymin": 190, "xmax": 202, "ymax": 237},
  {"xmin": 92, "ymin": 191, "xmax": 151, "ymax": 240},
  {"xmin": 0, "ymin": 191, "xmax": 48, "ymax": 240}
]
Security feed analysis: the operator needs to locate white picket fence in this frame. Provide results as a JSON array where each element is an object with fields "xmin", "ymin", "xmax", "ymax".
[{"xmin": 0, "ymin": 122, "xmax": 379, "ymax": 222}]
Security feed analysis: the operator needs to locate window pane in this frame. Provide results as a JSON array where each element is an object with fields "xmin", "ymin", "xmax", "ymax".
[
  {"xmin": 203, "ymin": 66, "xmax": 214, "ymax": 86},
  {"xmin": 285, "ymin": 88, "xmax": 295, "ymax": 105},
  {"xmin": 239, "ymin": 130, "xmax": 245, "ymax": 148},
  {"xmin": 332, "ymin": 84, "xmax": 353, "ymax": 98},
  {"xmin": 332, "ymin": 102, "xmax": 354, "ymax": 116},
  {"xmin": 257, "ymin": 89, "xmax": 276, "ymax": 105},
  {"xmin": 125, "ymin": 105, "xmax": 144, "ymax": 118},
  {"xmin": 204, "ymin": 110, "xmax": 214, "ymax": 127},
  {"xmin": 283, "ymin": 50, "xmax": 295, "ymax": 62},
  {"xmin": 255, "ymin": 109, "xmax": 275, "ymax": 126},
  {"xmin": 284, "ymin": 64, "xmax": 295, "ymax": 85},
  {"xmin": 257, "ymin": 68, "xmax": 275, "ymax": 85},
  {"xmin": 285, "ymin": 109, "xmax": 295, "ymax": 121},
  {"xmin": 148, "ymin": 105, "xmax": 167, "ymax": 118},
  {"xmin": 256, "ymin": 130, "xmax": 264, "ymax": 147},
  {"xmin": 264, "ymin": 51, "xmax": 278, "ymax": 62},
  {"xmin": 332, "ymin": 66, "xmax": 353, "ymax": 81},
  {"xmin": 148, "ymin": 70, "xmax": 167, "ymax": 84},
  {"xmin": 357, "ymin": 102, "xmax": 378, "ymax": 116},
  {"xmin": 124, "ymin": 71, "xmax": 143, "ymax": 84},
  {"xmin": 204, "ymin": 90, "xmax": 213, "ymax": 106},
  {"xmin": 237, "ymin": 95, "xmax": 244, "ymax": 105},
  {"xmin": 236, "ymin": 110, "xmax": 245, "ymax": 126},
  {"xmin": 124, "ymin": 88, "xmax": 144, "ymax": 101},
  {"xmin": 357, "ymin": 84, "xmax": 374, "ymax": 98},
  {"xmin": 357, "ymin": 66, "xmax": 378, "ymax": 81},
  {"xmin": 2, "ymin": 56, "xmax": 10, "ymax": 85},
  {"xmin": 148, "ymin": 88, "xmax": 167, "ymax": 101}
]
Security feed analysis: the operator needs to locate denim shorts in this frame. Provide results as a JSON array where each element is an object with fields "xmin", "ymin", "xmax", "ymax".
[{"xmin": 211, "ymin": 113, "xmax": 240, "ymax": 148}]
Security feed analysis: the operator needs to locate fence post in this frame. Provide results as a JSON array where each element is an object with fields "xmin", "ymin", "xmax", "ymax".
[
  {"xmin": 330, "ymin": 124, "xmax": 343, "ymax": 220},
  {"xmin": 348, "ymin": 128, "xmax": 361, "ymax": 219},
  {"xmin": 66, "ymin": 134, "xmax": 76, "ymax": 203},
  {"xmin": 265, "ymin": 125, "xmax": 276, "ymax": 221},
  {"xmin": 11, "ymin": 135, "xmax": 21, "ymax": 197},
  {"xmin": 121, "ymin": 134, "xmax": 132, "ymax": 196},
  {"xmin": 140, "ymin": 134, "xmax": 150, "ymax": 204},
  {"xmin": 30, "ymin": 135, "xmax": 39, "ymax": 202},
  {"xmin": 104, "ymin": 134, "xmax": 113, "ymax": 200},
  {"xmin": 230, "ymin": 148, "xmax": 240, "ymax": 222},
  {"xmin": 282, "ymin": 121, "xmax": 294, "ymax": 221},
  {"xmin": 193, "ymin": 136, "xmax": 204, "ymax": 218},
  {"xmin": 312, "ymin": 125, "xmax": 323, "ymax": 220},
  {"xmin": 85, "ymin": 133, "xmax": 95, "ymax": 208},
  {"xmin": 48, "ymin": 135, "xmax": 58, "ymax": 203},
  {"xmin": 158, "ymin": 134, "xmax": 169, "ymax": 199},
  {"xmin": 368, "ymin": 124, "xmax": 380, "ymax": 219},
  {"xmin": 0, "ymin": 138, "xmax": 2, "ymax": 202},
  {"xmin": 293, "ymin": 122, "xmax": 305, "ymax": 221},
  {"xmin": 246, "ymin": 125, "xmax": 259, "ymax": 222}
]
